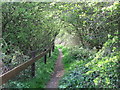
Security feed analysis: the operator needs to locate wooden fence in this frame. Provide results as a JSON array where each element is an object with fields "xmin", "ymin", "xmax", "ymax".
[{"xmin": 0, "ymin": 44, "xmax": 55, "ymax": 86}]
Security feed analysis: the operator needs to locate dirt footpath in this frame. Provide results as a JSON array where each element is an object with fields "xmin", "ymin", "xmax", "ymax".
[{"xmin": 46, "ymin": 48, "xmax": 64, "ymax": 88}]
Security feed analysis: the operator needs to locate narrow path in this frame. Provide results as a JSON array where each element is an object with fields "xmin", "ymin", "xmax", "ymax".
[{"xmin": 46, "ymin": 48, "xmax": 64, "ymax": 88}]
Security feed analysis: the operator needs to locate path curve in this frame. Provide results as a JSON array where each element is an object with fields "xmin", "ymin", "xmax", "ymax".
[{"xmin": 46, "ymin": 48, "xmax": 64, "ymax": 88}]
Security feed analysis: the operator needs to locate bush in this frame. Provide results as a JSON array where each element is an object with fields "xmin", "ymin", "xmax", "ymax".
[
  {"xmin": 69, "ymin": 47, "xmax": 96, "ymax": 60},
  {"xmin": 59, "ymin": 35, "xmax": 119, "ymax": 88}
]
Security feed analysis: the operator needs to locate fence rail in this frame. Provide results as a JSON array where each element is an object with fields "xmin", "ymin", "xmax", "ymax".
[{"xmin": 0, "ymin": 44, "xmax": 55, "ymax": 86}]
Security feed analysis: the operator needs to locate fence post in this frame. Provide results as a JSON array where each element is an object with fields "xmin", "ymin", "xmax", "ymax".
[
  {"xmin": 31, "ymin": 51, "xmax": 35, "ymax": 77},
  {"xmin": 44, "ymin": 49, "xmax": 47, "ymax": 64},
  {"xmin": 52, "ymin": 43, "xmax": 55, "ymax": 52},
  {"xmin": 49, "ymin": 49, "xmax": 51, "ymax": 57}
]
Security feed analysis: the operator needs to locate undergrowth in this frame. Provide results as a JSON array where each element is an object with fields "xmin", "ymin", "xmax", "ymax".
[
  {"xmin": 59, "ymin": 35, "xmax": 119, "ymax": 88},
  {"xmin": 4, "ymin": 47, "xmax": 59, "ymax": 88}
]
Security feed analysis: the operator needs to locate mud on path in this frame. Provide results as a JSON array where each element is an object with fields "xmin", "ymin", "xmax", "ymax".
[{"xmin": 46, "ymin": 48, "xmax": 64, "ymax": 88}]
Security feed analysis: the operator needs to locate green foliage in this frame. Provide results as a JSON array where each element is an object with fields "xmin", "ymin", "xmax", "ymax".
[
  {"xmin": 69, "ymin": 47, "xmax": 96, "ymax": 60},
  {"xmin": 1, "ymin": 2, "xmax": 119, "ymax": 88},
  {"xmin": 2, "ymin": 2, "xmax": 61, "ymax": 66},
  {"xmin": 4, "ymin": 47, "xmax": 59, "ymax": 88},
  {"xmin": 59, "ymin": 35, "xmax": 119, "ymax": 88},
  {"xmin": 1, "ymin": 2, "xmax": 62, "ymax": 79},
  {"xmin": 85, "ymin": 35, "xmax": 119, "ymax": 88},
  {"xmin": 58, "ymin": 2, "xmax": 120, "ymax": 49}
]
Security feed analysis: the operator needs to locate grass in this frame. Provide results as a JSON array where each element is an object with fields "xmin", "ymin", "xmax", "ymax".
[
  {"xmin": 4, "ymin": 46, "xmax": 59, "ymax": 88},
  {"xmin": 24, "ymin": 47, "xmax": 59, "ymax": 88}
]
